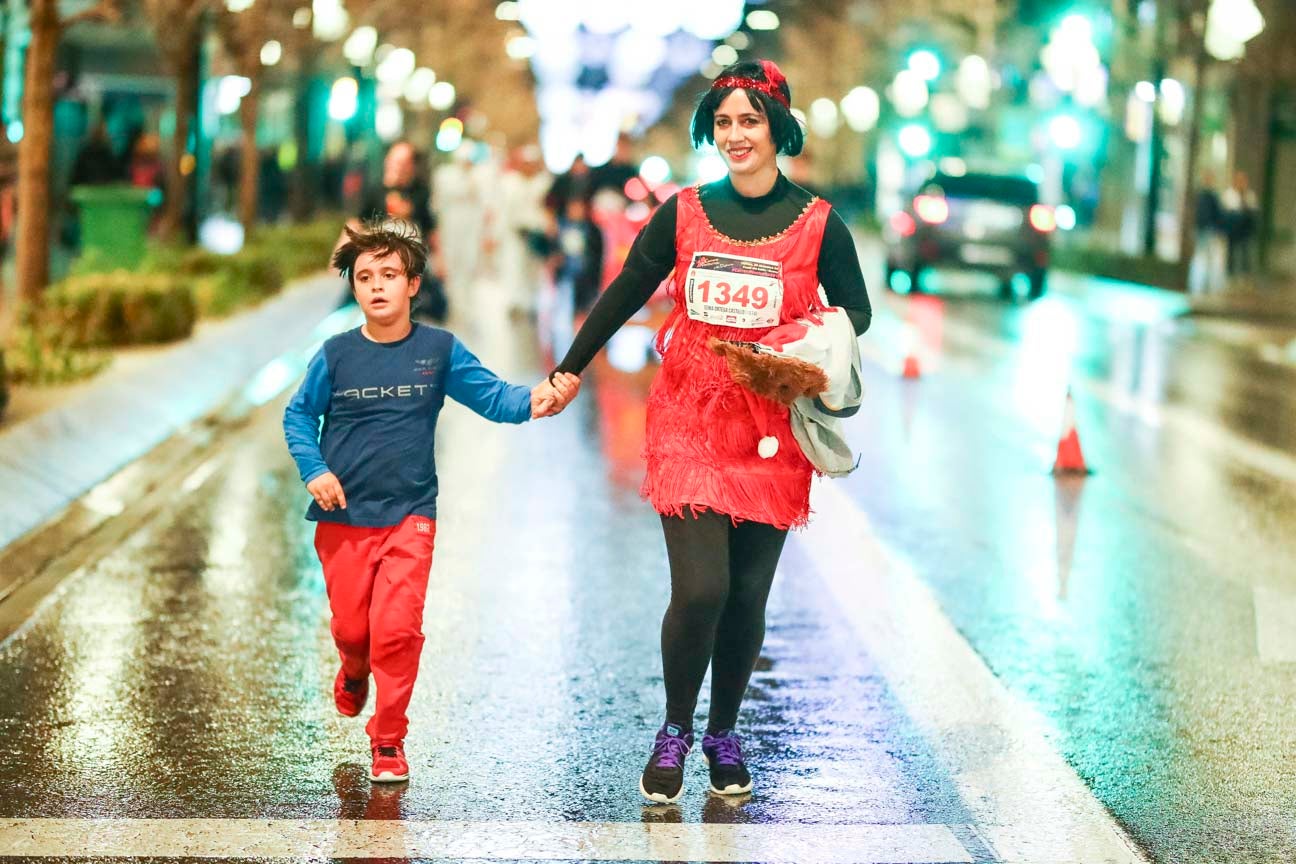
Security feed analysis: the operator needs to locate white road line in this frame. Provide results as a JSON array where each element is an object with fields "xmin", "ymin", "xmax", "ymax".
[
  {"xmin": 798, "ymin": 480, "xmax": 1150, "ymax": 864},
  {"xmin": 1253, "ymin": 585, "xmax": 1296, "ymax": 664},
  {"xmin": 0, "ymin": 818, "xmax": 970, "ymax": 862}
]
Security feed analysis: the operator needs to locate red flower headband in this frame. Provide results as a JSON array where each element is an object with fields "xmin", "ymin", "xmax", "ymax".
[{"xmin": 711, "ymin": 59, "xmax": 790, "ymax": 109}]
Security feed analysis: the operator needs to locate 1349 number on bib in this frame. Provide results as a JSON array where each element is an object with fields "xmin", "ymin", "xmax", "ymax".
[{"xmin": 684, "ymin": 251, "xmax": 784, "ymax": 329}]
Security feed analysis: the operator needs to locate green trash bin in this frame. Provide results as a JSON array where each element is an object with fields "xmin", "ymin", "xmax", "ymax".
[{"xmin": 70, "ymin": 184, "xmax": 154, "ymax": 269}]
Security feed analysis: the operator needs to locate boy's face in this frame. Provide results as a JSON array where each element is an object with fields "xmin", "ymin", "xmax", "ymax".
[{"xmin": 352, "ymin": 249, "xmax": 419, "ymax": 327}]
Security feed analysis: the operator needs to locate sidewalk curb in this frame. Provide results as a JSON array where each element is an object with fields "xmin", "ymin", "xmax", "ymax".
[
  {"xmin": 0, "ymin": 274, "xmax": 358, "ymax": 583},
  {"xmin": 1180, "ymin": 290, "xmax": 1296, "ymax": 325}
]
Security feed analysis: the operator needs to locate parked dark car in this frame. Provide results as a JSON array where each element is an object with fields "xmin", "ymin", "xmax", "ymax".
[{"xmin": 885, "ymin": 170, "xmax": 1055, "ymax": 299}]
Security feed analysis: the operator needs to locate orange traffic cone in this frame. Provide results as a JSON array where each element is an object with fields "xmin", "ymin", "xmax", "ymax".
[
  {"xmin": 901, "ymin": 323, "xmax": 922, "ymax": 379},
  {"xmin": 1052, "ymin": 387, "xmax": 1090, "ymax": 475}
]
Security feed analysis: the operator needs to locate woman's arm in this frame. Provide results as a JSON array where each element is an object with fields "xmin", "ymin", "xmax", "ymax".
[
  {"xmin": 553, "ymin": 197, "xmax": 679, "ymax": 375},
  {"xmin": 818, "ymin": 209, "xmax": 872, "ymax": 335}
]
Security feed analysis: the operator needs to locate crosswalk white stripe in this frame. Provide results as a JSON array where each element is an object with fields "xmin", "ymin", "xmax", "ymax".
[
  {"xmin": 799, "ymin": 480, "xmax": 1150, "ymax": 864},
  {"xmin": 0, "ymin": 819, "xmax": 970, "ymax": 862}
]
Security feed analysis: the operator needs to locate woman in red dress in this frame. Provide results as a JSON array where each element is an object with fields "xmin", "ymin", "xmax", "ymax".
[{"xmin": 553, "ymin": 60, "xmax": 872, "ymax": 803}]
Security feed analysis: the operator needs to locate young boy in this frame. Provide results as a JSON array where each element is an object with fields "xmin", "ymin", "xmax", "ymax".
[{"xmin": 284, "ymin": 219, "xmax": 579, "ymax": 783}]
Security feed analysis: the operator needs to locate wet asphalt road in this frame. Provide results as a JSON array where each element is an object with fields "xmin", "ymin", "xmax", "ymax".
[{"xmin": 2, "ymin": 258, "xmax": 1296, "ymax": 862}]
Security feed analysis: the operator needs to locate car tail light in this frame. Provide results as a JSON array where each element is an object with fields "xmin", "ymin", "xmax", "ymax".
[
  {"xmin": 890, "ymin": 211, "xmax": 917, "ymax": 238},
  {"xmin": 914, "ymin": 194, "xmax": 949, "ymax": 224},
  {"xmin": 1029, "ymin": 204, "xmax": 1057, "ymax": 233}
]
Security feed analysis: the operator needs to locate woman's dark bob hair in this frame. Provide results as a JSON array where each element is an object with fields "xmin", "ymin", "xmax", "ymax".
[{"xmin": 690, "ymin": 60, "xmax": 804, "ymax": 157}]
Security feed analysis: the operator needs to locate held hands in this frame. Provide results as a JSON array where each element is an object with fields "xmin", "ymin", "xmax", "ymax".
[
  {"xmin": 306, "ymin": 471, "xmax": 347, "ymax": 511},
  {"xmin": 531, "ymin": 372, "xmax": 581, "ymax": 419}
]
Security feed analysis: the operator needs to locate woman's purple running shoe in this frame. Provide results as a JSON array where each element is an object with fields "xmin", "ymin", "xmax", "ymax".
[
  {"xmin": 701, "ymin": 729, "xmax": 753, "ymax": 795},
  {"xmin": 640, "ymin": 723, "xmax": 694, "ymax": 804}
]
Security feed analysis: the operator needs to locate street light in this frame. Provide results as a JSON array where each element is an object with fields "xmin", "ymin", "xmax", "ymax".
[
  {"xmin": 640, "ymin": 156, "xmax": 671, "ymax": 185},
  {"xmin": 343, "ymin": 26, "xmax": 378, "ymax": 66},
  {"xmin": 957, "ymin": 55, "xmax": 992, "ymax": 110},
  {"xmin": 312, "ymin": 0, "xmax": 349, "ymax": 42},
  {"xmin": 328, "ymin": 77, "xmax": 359, "ymax": 121},
  {"xmin": 436, "ymin": 117, "xmax": 463, "ymax": 152},
  {"xmin": 907, "ymin": 50, "xmax": 941, "ymax": 82},
  {"xmin": 404, "ymin": 68, "xmax": 436, "ymax": 104},
  {"xmin": 428, "ymin": 81, "xmax": 456, "ymax": 111},
  {"xmin": 1205, "ymin": 0, "xmax": 1265, "ymax": 60},
  {"xmin": 712, "ymin": 45, "xmax": 738, "ymax": 67},
  {"xmin": 889, "ymin": 70, "xmax": 929, "ymax": 117},
  {"xmin": 261, "ymin": 41, "xmax": 282, "ymax": 67},
  {"xmin": 809, "ymin": 98, "xmax": 839, "ymax": 137},
  {"xmin": 507, "ymin": 35, "xmax": 537, "ymax": 60},
  {"xmin": 1048, "ymin": 114, "xmax": 1083, "ymax": 150},
  {"xmin": 840, "ymin": 86, "xmax": 880, "ymax": 132},
  {"xmin": 376, "ymin": 101, "xmax": 403, "ymax": 141},
  {"xmin": 897, "ymin": 124, "xmax": 932, "ymax": 158},
  {"xmin": 684, "ymin": 0, "xmax": 744, "ymax": 40}
]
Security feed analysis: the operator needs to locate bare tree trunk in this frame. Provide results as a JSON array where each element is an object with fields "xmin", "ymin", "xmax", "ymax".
[
  {"xmin": 16, "ymin": 0, "xmax": 61, "ymax": 307},
  {"xmin": 289, "ymin": 48, "xmax": 319, "ymax": 223},
  {"xmin": 1178, "ymin": 36, "xmax": 1210, "ymax": 290},
  {"xmin": 159, "ymin": 33, "xmax": 200, "ymax": 242},
  {"xmin": 238, "ymin": 73, "xmax": 260, "ymax": 237}
]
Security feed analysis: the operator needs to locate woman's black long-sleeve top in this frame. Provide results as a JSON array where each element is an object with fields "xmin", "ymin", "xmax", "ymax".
[{"xmin": 554, "ymin": 173, "xmax": 871, "ymax": 375}]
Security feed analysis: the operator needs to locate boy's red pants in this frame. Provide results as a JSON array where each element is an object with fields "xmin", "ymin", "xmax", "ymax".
[{"xmin": 313, "ymin": 515, "xmax": 436, "ymax": 745}]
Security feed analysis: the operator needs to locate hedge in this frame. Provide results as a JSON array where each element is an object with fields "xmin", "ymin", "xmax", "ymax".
[
  {"xmin": 2, "ymin": 321, "xmax": 111, "ymax": 387},
  {"xmin": 42, "ymin": 271, "xmax": 197, "ymax": 347},
  {"xmin": 4, "ymin": 218, "xmax": 344, "ymax": 397}
]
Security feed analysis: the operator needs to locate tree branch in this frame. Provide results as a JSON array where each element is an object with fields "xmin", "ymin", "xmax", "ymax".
[{"xmin": 61, "ymin": 0, "xmax": 122, "ymax": 28}]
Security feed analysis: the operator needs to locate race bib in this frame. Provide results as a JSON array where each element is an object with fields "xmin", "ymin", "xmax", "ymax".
[{"xmin": 684, "ymin": 252, "xmax": 784, "ymax": 329}]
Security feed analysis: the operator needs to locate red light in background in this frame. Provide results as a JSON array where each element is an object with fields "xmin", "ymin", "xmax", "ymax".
[
  {"xmin": 1029, "ymin": 204, "xmax": 1057, "ymax": 232},
  {"xmin": 624, "ymin": 178, "xmax": 650, "ymax": 201},
  {"xmin": 654, "ymin": 182, "xmax": 680, "ymax": 203},
  {"xmin": 890, "ymin": 211, "xmax": 917, "ymax": 238},
  {"xmin": 914, "ymin": 194, "xmax": 949, "ymax": 224}
]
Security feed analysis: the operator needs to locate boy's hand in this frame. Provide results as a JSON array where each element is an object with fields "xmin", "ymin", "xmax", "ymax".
[
  {"xmin": 550, "ymin": 372, "xmax": 581, "ymax": 409},
  {"xmin": 530, "ymin": 373, "xmax": 581, "ymax": 419},
  {"xmin": 306, "ymin": 472, "xmax": 347, "ymax": 511},
  {"xmin": 530, "ymin": 382, "xmax": 558, "ymax": 419}
]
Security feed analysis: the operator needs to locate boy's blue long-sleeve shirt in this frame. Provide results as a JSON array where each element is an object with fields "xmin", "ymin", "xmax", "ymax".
[{"xmin": 283, "ymin": 324, "xmax": 532, "ymax": 526}]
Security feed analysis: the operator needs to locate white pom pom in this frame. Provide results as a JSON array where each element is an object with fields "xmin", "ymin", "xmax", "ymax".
[{"xmin": 758, "ymin": 436, "xmax": 779, "ymax": 459}]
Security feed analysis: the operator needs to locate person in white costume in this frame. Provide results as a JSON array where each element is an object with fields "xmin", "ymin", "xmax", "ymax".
[
  {"xmin": 494, "ymin": 145, "xmax": 552, "ymax": 317},
  {"xmin": 432, "ymin": 144, "xmax": 486, "ymax": 315}
]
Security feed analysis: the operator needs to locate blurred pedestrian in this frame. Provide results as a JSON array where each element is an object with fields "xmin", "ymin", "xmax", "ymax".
[
  {"xmin": 588, "ymin": 133, "xmax": 638, "ymax": 199},
  {"xmin": 125, "ymin": 131, "xmax": 164, "ymax": 232},
  {"xmin": 342, "ymin": 140, "xmax": 446, "ymax": 321},
  {"xmin": 432, "ymin": 145, "xmax": 486, "ymax": 316},
  {"xmin": 214, "ymin": 144, "xmax": 239, "ymax": 214},
  {"xmin": 1222, "ymin": 170, "xmax": 1259, "ymax": 277},
  {"xmin": 283, "ymin": 219, "xmax": 580, "ymax": 785},
  {"xmin": 258, "ymin": 148, "xmax": 287, "ymax": 223},
  {"xmin": 494, "ymin": 144, "xmax": 552, "ymax": 318},
  {"xmin": 70, "ymin": 122, "xmax": 124, "ymax": 187},
  {"xmin": 556, "ymin": 196, "xmax": 604, "ymax": 314},
  {"xmin": 545, "ymin": 153, "xmax": 592, "ymax": 217},
  {"xmin": 1191, "ymin": 170, "xmax": 1227, "ymax": 294}
]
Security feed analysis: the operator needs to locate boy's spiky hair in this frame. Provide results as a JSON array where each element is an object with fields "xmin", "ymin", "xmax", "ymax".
[{"xmin": 332, "ymin": 219, "xmax": 428, "ymax": 286}]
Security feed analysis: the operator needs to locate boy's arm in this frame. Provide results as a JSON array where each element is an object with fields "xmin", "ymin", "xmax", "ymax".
[
  {"xmin": 444, "ymin": 337, "xmax": 534, "ymax": 424},
  {"xmin": 283, "ymin": 349, "xmax": 333, "ymax": 483}
]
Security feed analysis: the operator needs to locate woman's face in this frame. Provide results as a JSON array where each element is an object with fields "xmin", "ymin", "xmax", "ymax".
[{"xmin": 713, "ymin": 89, "xmax": 776, "ymax": 179}]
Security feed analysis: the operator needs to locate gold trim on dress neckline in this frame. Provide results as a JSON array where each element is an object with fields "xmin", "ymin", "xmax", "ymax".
[{"xmin": 689, "ymin": 182, "xmax": 821, "ymax": 247}]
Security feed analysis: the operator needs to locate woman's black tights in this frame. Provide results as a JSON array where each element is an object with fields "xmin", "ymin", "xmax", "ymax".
[{"xmin": 659, "ymin": 510, "xmax": 788, "ymax": 734}]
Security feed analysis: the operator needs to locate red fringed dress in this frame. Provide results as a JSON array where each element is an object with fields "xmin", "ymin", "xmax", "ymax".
[{"xmin": 643, "ymin": 185, "xmax": 831, "ymax": 530}]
